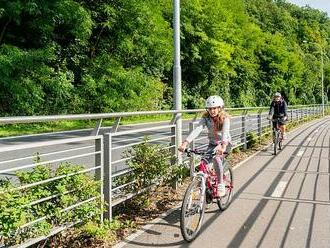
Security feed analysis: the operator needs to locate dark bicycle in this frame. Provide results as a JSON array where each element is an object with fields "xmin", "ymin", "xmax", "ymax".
[
  {"xmin": 272, "ymin": 117, "xmax": 284, "ymax": 155},
  {"xmin": 180, "ymin": 148, "xmax": 234, "ymax": 242}
]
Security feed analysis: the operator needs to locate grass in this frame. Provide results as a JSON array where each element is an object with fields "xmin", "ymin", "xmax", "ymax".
[{"xmin": 0, "ymin": 113, "xmax": 199, "ymax": 138}]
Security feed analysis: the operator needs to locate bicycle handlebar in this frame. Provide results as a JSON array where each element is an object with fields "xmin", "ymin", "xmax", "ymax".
[
  {"xmin": 183, "ymin": 148, "xmax": 228, "ymax": 157},
  {"xmin": 267, "ymin": 116, "xmax": 286, "ymax": 120}
]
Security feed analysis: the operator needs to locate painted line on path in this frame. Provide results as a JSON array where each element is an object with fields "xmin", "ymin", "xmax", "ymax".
[
  {"xmin": 271, "ymin": 181, "xmax": 288, "ymax": 198},
  {"xmin": 296, "ymin": 149, "xmax": 305, "ymax": 157}
]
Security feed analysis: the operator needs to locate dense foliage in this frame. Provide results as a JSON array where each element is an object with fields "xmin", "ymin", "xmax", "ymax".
[
  {"xmin": 0, "ymin": 0, "xmax": 329, "ymax": 115},
  {"xmin": 0, "ymin": 163, "xmax": 101, "ymax": 246}
]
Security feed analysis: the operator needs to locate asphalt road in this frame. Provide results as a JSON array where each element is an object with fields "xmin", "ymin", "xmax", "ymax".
[
  {"xmin": 115, "ymin": 117, "xmax": 330, "ymax": 248},
  {"xmin": 0, "ymin": 115, "xmax": 267, "ymax": 174},
  {"xmin": 0, "ymin": 110, "xmax": 306, "ymax": 182}
]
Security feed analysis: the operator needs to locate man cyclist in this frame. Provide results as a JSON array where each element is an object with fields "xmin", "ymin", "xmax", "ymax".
[{"xmin": 268, "ymin": 92, "xmax": 288, "ymax": 140}]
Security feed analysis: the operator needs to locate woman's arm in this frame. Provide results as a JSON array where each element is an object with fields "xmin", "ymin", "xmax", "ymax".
[
  {"xmin": 185, "ymin": 118, "xmax": 205, "ymax": 143},
  {"xmin": 221, "ymin": 117, "xmax": 231, "ymax": 145},
  {"xmin": 178, "ymin": 118, "xmax": 206, "ymax": 151}
]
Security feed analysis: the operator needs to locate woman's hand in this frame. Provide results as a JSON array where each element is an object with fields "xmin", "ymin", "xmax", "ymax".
[
  {"xmin": 178, "ymin": 141, "xmax": 189, "ymax": 152},
  {"xmin": 215, "ymin": 144, "xmax": 226, "ymax": 155}
]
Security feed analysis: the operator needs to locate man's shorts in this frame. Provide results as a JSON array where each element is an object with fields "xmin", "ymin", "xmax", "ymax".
[{"xmin": 272, "ymin": 116, "xmax": 287, "ymax": 129}]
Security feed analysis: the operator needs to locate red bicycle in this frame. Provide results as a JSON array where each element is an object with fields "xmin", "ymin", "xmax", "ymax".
[{"xmin": 180, "ymin": 148, "xmax": 234, "ymax": 242}]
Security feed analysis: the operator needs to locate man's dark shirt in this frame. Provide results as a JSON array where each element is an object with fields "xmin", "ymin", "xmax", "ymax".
[{"xmin": 269, "ymin": 100, "xmax": 288, "ymax": 117}]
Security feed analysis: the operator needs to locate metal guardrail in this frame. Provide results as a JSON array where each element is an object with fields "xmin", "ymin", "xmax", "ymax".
[
  {"xmin": 0, "ymin": 104, "xmax": 329, "ymax": 247},
  {"xmin": 0, "ymin": 104, "xmax": 323, "ymax": 124}
]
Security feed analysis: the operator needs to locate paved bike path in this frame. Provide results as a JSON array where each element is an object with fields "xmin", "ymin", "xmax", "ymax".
[{"xmin": 115, "ymin": 117, "xmax": 330, "ymax": 248}]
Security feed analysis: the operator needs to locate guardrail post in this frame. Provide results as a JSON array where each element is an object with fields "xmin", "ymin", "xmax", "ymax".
[
  {"xmin": 91, "ymin": 119, "xmax": 103, "ymax": 136},
  {"xmin": 103, "ymin": 133, "xmax": 112, "ymax": 221},
  {"xmin": 189, "ymin": 122, "xmax": 195, "ymax": 178},
  {"xmin": 95, "ymin": 137, "xmax": 104, "ymax": 222},
  {"xmin": 170, "ymin": 115, "xmax": 179, "ymax": 164},
  {"xmin": 171, "ymin": 125, "xmax": 177, "ymax": 165},
  {"xmin": 111, "ymin": 117, "xmax": 122, "ymax": 133},
  {"xmin": 241, "ymin": 110, "xmax": 247, "ymax": 150},
  {"xmin": 171, "ymin": 125, "xmax": 178, "ymax": 189},
  {"xmin": 304, "ymin": 108, "xmax": 306, "ymax": 119},
  {"xmin": 307, "ymin": 107, "xmax": 309, "ymax": 118},
  {"xmin": 306, "ymin": 107, "xmax": 309, "ymax": 119},
  {"xmin": 257, "ymin": 110, "xmax": 262, "ymax": 140}
]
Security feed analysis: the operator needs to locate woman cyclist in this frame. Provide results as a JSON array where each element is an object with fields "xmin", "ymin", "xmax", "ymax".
[{"xmin": 178, "ymin": 95, "xmax": 231, "ymax": 197}]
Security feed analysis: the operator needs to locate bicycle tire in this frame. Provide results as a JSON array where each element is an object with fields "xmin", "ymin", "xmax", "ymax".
[
  {"xmin": 279, "ymin": 138, "xmax": 282, "ymax": 150},
  {"xmin": 180, "ymin": 177, "xmax": 206, "ymax": 242},
  {"xmin": 278, "ymin": 131, "xmax": 283, "ymax": 150},
  {"xmin": 217, "ymin": 162, "xmax": 234, "ymax": 211},
  {"xmin": 273, "ymin": 130, "xmax": 278, "ymax": 155}
]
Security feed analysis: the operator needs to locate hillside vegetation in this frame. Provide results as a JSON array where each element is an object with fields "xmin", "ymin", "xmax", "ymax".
[{"xmin": 0, "ymin": 0, "xmax": 329, "ymax": 116}]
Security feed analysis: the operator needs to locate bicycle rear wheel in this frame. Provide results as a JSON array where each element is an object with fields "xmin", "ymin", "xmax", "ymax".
[
  {"xmin": 217, "ymin": 162, "xmax": 234, "ymax": 211},
  {"xmin": 180, "ymin": 177, "xmax": 206, "ymax": 242}
]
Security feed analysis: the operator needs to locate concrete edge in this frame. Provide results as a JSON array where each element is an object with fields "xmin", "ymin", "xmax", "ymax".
[{"xmin": 112, "ymin": 206, "xmax": 181, "ymax": 248}]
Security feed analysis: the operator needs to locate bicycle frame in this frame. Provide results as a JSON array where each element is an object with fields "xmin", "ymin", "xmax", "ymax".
[
  {"xmin": 197, "ymin": 159, "xmax": 219, "ymax": 199},
  {"xmin": 196, "ymin": 155, "xmax": 224, "ymax": 198},
  {"xmin": 185, "ymin": 148, "xmax": 232, "ymax": 200},
  {"xmin": 272, "ymin": 117, "xmax": 283, "ymax": 132}
]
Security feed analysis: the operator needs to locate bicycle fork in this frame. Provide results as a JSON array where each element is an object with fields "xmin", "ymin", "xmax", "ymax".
[{"xmin": 188, "ymin": 173, "xmax": 206, "ymax": 210}]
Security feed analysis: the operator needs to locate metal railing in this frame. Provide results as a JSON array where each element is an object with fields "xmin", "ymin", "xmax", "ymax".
[{"xmin": 0, "ymin": 104, "xmax": 329, "ymax": 247}]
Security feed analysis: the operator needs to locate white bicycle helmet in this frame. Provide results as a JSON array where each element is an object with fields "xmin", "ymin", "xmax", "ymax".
[
  {"xmin": 205, "ymin": 95, "xmax": 224, "ymax": 108},
  {"xmin": 274, "ymin": 92, "xmax": 281, "ymax": 97}
]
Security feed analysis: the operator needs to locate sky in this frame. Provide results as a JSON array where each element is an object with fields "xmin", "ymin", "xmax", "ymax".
[{"xmin": 286, "ymin": 0, "xmax": 330, "ymax": 16}]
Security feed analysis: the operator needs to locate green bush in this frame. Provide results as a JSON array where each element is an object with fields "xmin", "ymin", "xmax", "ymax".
[
  {"xmin": 125, "ymin": 138, "xmax": 174, "ymax": 190},
  {"xmin": 246, "ymin": 131, "xmax": 259, "ymax": 149},
  {"xmin": 0, "ymin": 162, "xmax": 102, "ymax": 246},
  {"xmin": 170, "ymin": 164, "xmax": 190, "ymax": 185}
]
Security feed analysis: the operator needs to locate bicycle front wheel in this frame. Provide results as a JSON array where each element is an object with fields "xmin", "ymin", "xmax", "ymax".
[
  {"xmin": 278, "ymin": 133, "xmax": 282, "ymax": 150},
  {"xmin": 273, "ymin": 131, "xmax": 278, "ymax": 155},
  {"xmin": 217, "ymin": 162, "xmax": 234, "ymax": 211},
  {"xmin": 180, "ymin": 177, "xmax": 206, "ymax": 242}
]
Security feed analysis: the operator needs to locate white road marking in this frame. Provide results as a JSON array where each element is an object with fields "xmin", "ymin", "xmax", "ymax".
[
  {"xmin": 307, "ymin": 137, "xmax": 312, "ymax": 141},
  {"xmin": 297, "ymin": 149, "xmax": 305, "ymax": 157},
  {"xmin": 271, "ymin": 181, "xmax": 288, "ymax": 198}
]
